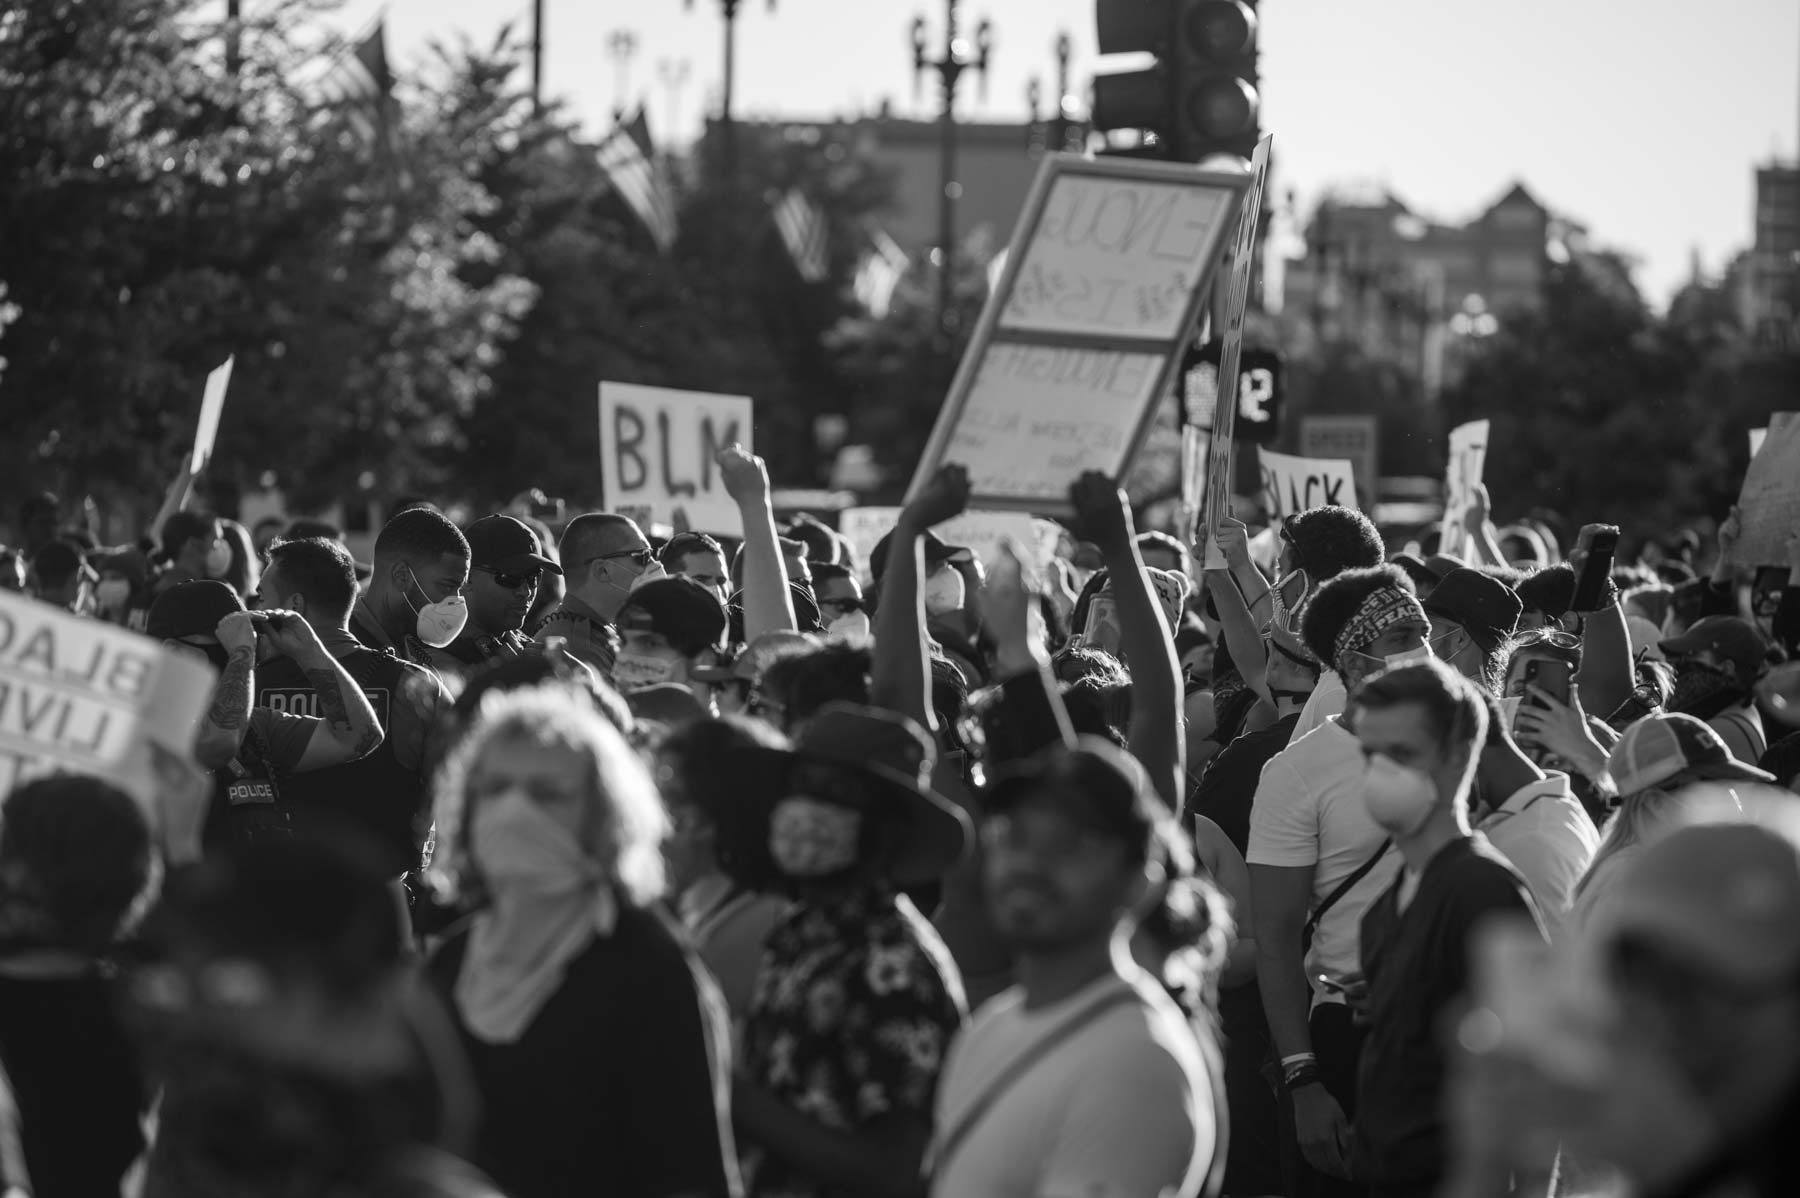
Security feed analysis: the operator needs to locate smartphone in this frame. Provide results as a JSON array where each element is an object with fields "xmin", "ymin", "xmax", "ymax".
[
  {"xmin": 1524, "ymin": 658, "xmax": 1573, "ymax": 708},
  {"xmin": 1570, "ymin": 525, "xmax": 1621, "ymax": 612},
  {"xmin": 1752, "ymin": 567, "xmax": 1786, "ymax": 624},
  {"xmin": 1080, "ymin": 594, "xmax": 1123, "ymax": 656}
]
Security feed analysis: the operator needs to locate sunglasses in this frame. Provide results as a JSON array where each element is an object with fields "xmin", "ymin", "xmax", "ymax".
[
  {"xmin": 590, "ymin": 548, "xmax": 653, "ymax": 571},
  {"xmin": 475, "ymin": 565, "xmax": 542, "ymax": 591}
]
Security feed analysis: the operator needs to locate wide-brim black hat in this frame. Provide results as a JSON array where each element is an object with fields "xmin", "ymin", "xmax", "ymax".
[{"xmin": 743, "ymin": 702, "xmax": 969, "ymax": 886}]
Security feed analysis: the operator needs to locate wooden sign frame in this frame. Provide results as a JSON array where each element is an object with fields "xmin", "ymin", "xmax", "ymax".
[{"xmin": 906, "ymin": 153, "xmax": 1252, "ymax": 515}]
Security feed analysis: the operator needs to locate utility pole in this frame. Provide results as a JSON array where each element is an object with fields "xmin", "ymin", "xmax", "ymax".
[
  {"xmin": 607, "ymin": 30, "xmax": 640, "ymax": 123},
  {"xmin": 688, "ymin": 0, "xmax": 775, "ymax": 185},
  {"xmin": 532, "ymin": 0, "xmax": 545, "ymax": 114},
  {"xmin": 225, "ymin": 0, "xmax": 241, "ymax": 80},
  {"xmin": 912, "ymin": 0, "xmax": 992, "ymax": 340},
  {"xmin": 658, "ymin": 58, "xmax": 692, "ymax": 152}
]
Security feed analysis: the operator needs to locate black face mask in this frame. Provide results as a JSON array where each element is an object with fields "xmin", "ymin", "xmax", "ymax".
[{"xmin": 1669, "ymin": 660, "xmax": 1743, "ymax": 720}]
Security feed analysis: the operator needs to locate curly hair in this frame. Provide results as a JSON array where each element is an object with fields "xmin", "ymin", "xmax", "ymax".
[
  {"xmin": 759, "ymin": 643, "xmax": 871, "ymax": 731},
  {"xmin": 1283, "ymin": 506, "xmax": 1383, "ymax": 582},
  {"xmin": 655, "ymin": 716, "xmax": 791, "ymax": 887},
  {"xmin": 1300, "ymin": 564, "xmax": 1418, "ymax": 668},
  {"xmin": 429, "ymin": 685, "xmax": 669, "ymax": 908}
]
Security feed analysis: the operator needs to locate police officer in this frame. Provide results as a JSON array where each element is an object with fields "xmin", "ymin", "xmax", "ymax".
[
  {"xmin": 253, "ymin": 537, "xmax": 449, "ymax": 878},
  {"xmin": 148, "ymin": 580, "xmax": 383, "ymax": 854},
  {"xmin": 420, "ymin": 515, "xmax": 561, "ymax": 679}
]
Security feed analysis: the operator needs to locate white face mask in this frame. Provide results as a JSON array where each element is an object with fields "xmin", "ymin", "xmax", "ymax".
[
  {"xmin": 204, "ymin": 540, "xmax": 232, "ymax": 578},
  {"xmin": 768, "ymin": 795, "xmax": 861, "ymax": 878},
  {"xmin": 1384, "ymin": 644, "xmax": 1434, "ymax": 669},
  {"xmin": 614, "ymin": 651, "xmax": 681, "ymax": 693},
  {"xmin": 406, "ymin": 570, "xmax": 468, "ymax": 648},
  {"xmin": 471, "ymin": 789, "xmax": 597, "ymax": 890},
  {"xmin": 827, "ymin": 609, "xmax": 872, "ymax": 642},
  {"xmin": 924, "ymin": 566, "xmax": 966, "ymax": 617},
  {"xmin": 95, "ymin": 578, "xmax": 132, "ymax": 612},
  {"xmin": 1360, "ymin": 753, "xmax": 1440, "ymax": 837}
]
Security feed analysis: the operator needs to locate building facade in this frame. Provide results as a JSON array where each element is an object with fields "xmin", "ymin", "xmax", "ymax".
[{"xmin": 1739, "ymin": 163, "xmax": 1800, "ymax": 349}]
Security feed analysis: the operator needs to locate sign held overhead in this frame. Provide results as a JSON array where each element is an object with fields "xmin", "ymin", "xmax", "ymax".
[{"xmin": 598, "ymin": 383, "xmax": 754, "ymax": 536}]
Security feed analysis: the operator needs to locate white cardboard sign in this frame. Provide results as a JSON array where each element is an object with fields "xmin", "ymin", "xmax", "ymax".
[
  {"xmin": 190, "ymin": 355, "xmax": 235, "ymax": 473},
  {"xmin": 839, "ymin": 508, "xmax": 1045, "ymax": 587},
  {"xmin": 908, "ymin": 154, "xmax": 1249, "ymax": 514},
  {"xmin": 1439, "ymin": 419, "xmax": 1491, "ymax": 558},
  {"xmin": 1260, "ymin": 450, "xmax": 1359, "ymax": 522},
  {"xmin": 0, "ymin": 590, "xmax": 215, "ymax": 814},
  {"xmin": 598, "ymin": 383, "xmax": 753, "ymax": 536}
]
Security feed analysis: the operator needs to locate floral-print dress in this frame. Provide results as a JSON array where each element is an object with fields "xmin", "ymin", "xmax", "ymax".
[{"xmin": 741, "ymin": 883, "xmax": 968, "ymax": 1198}]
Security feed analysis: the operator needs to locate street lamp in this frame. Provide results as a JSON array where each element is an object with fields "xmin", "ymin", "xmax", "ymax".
[
  {"xmin": 687, "ymin": 0, "xmax": 776, "ymax": 184},
  {"xmin": 912, "ymin": 0, "xmax": 992, "ymax": 340}
]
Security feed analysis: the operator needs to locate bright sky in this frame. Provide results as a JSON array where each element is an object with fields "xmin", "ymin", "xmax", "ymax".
[{"xmin": 331, "ymin": 0, "xmax": 1799, "ymax": 305}]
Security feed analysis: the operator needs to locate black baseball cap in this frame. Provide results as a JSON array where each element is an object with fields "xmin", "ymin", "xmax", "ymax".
[
  {"xmin": 465, "ymin": 515, "xmax": 562, "ymax": 576},
  {"xmin": 147, "ymin": 580, "xmax": 245, "ymax": 640},
  {"xmin": 619, "ymin": 577, "xmax": 729, "ymax": 657},
  {"xmin": 982, "ymin": 738, "xmax": 1169, "ymax": 864}
]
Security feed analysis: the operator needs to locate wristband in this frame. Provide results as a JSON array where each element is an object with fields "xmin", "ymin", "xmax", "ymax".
[
  {"xmin": 1283, "ymin": 1064, "xmax": 1324, "ymax": 1093},
  {"xmin": 1279, "ymin": 1052, "xmax": 1317, "ymax": 1068}
]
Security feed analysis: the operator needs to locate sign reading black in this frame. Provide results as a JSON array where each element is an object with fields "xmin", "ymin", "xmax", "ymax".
[{"xmin": 1178, "ymin": 341, "xmax": 1283, "ymax": 444}]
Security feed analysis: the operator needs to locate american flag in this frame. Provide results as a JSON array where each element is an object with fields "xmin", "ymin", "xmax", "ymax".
[
  {"xmin": 852, "ymin": 226, "xmax": 910, "ymax": 317},
  {"xmin": 313, "ymin": 19, "xmax": 393, "ymax": 144},
  {"xmin": 597, "ymin": 111, "xmax": 678, "ymax": 253},
  {"xmin": 773, "ymin": 189, "xmax": 829, "ymax": 283}
]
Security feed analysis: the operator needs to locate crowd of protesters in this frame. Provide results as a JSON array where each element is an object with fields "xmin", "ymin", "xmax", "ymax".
[{"xmin": 0, "ymin": 447, "xmax": 1796, "ymax": 1198}]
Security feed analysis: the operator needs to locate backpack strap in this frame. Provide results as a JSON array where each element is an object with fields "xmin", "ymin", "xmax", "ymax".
[{"xmin": 1301, "ymin": 838, "xmax": 1393, "ymax": 958}]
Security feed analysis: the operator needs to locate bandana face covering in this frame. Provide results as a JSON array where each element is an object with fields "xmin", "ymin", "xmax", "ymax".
[{"xmin": 1669, "ymin": 660, "xmax": 1742, "ymax": 719}]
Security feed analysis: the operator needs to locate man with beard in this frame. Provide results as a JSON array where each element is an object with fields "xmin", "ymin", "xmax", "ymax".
[
  {"xmin": 1659, "ymin": 616, "xmax": 1769, "ymax": 764},
  {"xmin": 930, "ymin": 741, "xmax": 1215, "ymax": 1198}
]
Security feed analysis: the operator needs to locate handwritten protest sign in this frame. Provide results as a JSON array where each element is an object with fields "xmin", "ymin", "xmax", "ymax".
[
  {"xmin": 909, "ymin": 154, "xmax": 1250, "ymax": 514},
  {"xmin": 839, "ymin": 508, "xmax": 1046, "ymax": 587},
  {"xmin": 1299, "ymin": 414, "xmax": 1379, "ymax": 511},
  {"xmin": 599, "ymin": 383, "xmax": 753, "ymax": 536},
  {"xmin": 1200, "ymin": 135, "xmax": 1273, "ymax": 567},
  {"xmin": 0, "ymin": 589, "xmax": 214, "ymax": 814},
  {"xmin": 190, "ymin": 355, "xmax": 235, "ymax": 473},
  {"xmin": 1727, "ymin": 412, "xmax": 1800, "ymax": 567},
  {"xmin": 1260, "ymin": 450, "xmax": 1359, "ymax": 523},
  {"xmin": 1439, "ymin": 419, "xmax": 1491, "ymax": 558}
]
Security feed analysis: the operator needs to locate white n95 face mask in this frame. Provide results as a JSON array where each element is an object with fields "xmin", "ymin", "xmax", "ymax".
[
  {"xmin": 406, "ymin": 571, "xmax": 468, "ymax": 648},
  {"xmin": 1360, "ymin": 754, "xmax": 1439, "ymax": 837}
]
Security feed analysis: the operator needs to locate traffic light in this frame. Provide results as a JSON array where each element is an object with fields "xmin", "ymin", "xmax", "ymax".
[
  {"xmin": 1175, "ymin": 1, "xmax": 1260, "ymax": 165},
  {"xmin": 1091, "ymin": 0, "xmax": 1260, "ymax": 164}
]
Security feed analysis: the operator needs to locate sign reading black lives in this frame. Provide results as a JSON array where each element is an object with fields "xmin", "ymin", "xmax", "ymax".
[{"xmin": 1180, "ymin": 341, "xmax": 1282, "ymax": 445}]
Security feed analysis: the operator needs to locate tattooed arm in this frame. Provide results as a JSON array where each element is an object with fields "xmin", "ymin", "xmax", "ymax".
[
  {"xmin": 258, "ymin": 610, "xmax": 385, "ymax": 771},
  {"xmin": 193, "ymin": 613, "xmax": 259, "ymax": 770}
]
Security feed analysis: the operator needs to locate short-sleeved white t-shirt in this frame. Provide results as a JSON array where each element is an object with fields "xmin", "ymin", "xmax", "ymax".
[
  {"xmin": 1290, "ymin": 669, "xmax": 1347, "ymax": 740},
  {"xmin": 930, "ymin": 972, "xmax": 1215, "ymax": 1198},
  {"xmin": 1247, "ymin": 718, "xmax": 1400, "ymax": 997}
]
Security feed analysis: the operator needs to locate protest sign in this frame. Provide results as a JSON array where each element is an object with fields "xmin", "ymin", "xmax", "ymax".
[
  {"xmin": 1200, "ymin": 135, "xmax": 1274, "ymax": 567},
  {"xmin": 0, "ymin": 589, "xmax": 214, "ymax": 814},
  {"xmin": 598, "ymin": 383, "xmax": 753, "ymax": 536},
  {"xmin": 1727, "ymin": 412, "xmax": 1800, "ymax": 568},
  {"xmin": 1750, "ymin": 427, "xmax": 1768, "ymax": 460},
  {"xmin": 190, "ymin": 355, "xmax": 235, "ymax": 474},
  {"xmin": 1260, "ymin": 450, "xmax": 1359, "ymax": 523},
  {"xmin": 1299, "ymin": 414, "xmax": 1380, "ymax": 511},
  {"xmin": 839, "ymin": 508, "xmax": 1045, "ymax": 586},
  {"xmin": 1439, "ymin": 419, "xmax": 1491, "ymax": 558},
  {"xmin": 908, "ymin": 153, "xmax": 1251, "ymax": 513}
]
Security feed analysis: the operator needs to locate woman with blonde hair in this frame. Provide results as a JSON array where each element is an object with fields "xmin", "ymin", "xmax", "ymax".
[
  {"xmin": 426, "ymin": 684, "xmax": 742, "ymax": 1198},
  {"xmin": 1569, "ymin": 712, "xmax": 1769, "ymax": 936}
]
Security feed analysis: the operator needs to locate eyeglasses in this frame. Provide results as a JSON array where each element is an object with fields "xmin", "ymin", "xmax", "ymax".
[
  {"xmin": 475, "ymin": 565, "xmax": 542, "ymax": 591},
  {"xmin": 1515, "ymin": 628, "xmax": 1581, "ymax": 652}
]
